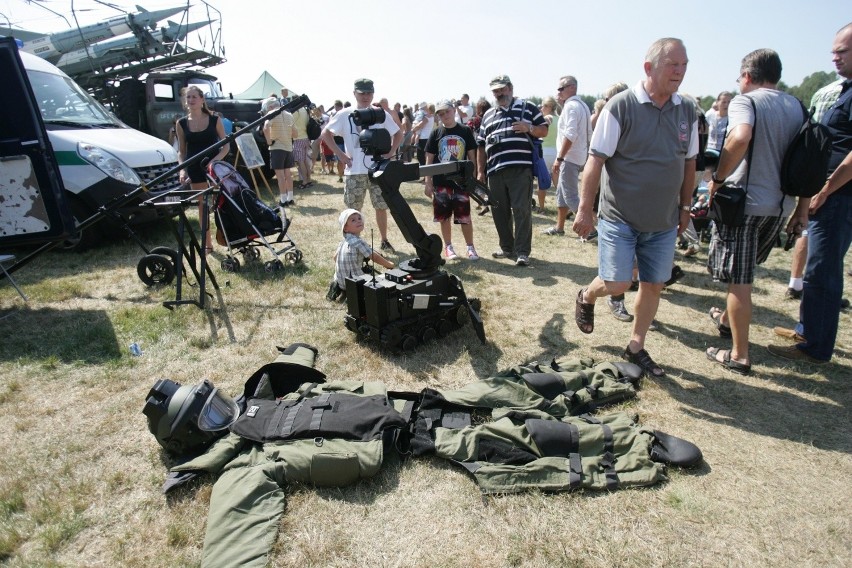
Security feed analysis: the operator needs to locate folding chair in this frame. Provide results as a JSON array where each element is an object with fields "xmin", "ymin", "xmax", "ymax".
[{"xmin": 0, "ymin": 254, "xmax": 27, "ymax": 301}]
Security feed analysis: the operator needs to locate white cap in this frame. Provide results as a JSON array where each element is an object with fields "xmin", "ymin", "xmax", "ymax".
[{"xmin": 338, "ymin": 208, "xmax": 360, "ymax": 231}]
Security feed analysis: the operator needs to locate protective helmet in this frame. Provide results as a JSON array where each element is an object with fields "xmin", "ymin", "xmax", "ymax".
[{"xmin": 142, "ymin": 379, "xmax": 239, "ymax": 457}]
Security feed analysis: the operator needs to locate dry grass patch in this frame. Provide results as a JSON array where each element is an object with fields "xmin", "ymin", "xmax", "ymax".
[{"xmin": 0, "ymin": 174, "xmax": 850, "ymax": 567}]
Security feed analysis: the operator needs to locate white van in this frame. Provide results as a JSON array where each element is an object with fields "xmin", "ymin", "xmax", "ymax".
[{"xmin": 20, "ymin": 50, "xmax": 182, "ymax": 249}]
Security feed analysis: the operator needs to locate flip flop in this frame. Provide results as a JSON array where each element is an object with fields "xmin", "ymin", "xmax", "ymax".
[
  {"xmin": 706, "ymin": 347, "xmax": 751, "ymax": 375},
  {"xmin": 708, "ymin": 307, "xmax": 732, "ymax": 338}
]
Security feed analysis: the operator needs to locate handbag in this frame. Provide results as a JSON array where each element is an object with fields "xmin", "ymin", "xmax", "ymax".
[
  {"xmin": 517, "ymin": 99, "xmax": 551, "ymax": 190},
  {"xmin": 709, "ymin": 184, "xmax": 747, "ymax": 227},
  {"xmin": 531, "ymin": 137, "xmax": 552, "ymax": 190},
  {"xmin": 709, "ymin": 97, "xmax": 755, "ymax": 228}
]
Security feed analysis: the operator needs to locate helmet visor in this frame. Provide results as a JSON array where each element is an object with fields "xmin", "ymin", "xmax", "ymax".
[{"xmin": 197, "ymin": 388, "xmax": 240, "ymax": 431}]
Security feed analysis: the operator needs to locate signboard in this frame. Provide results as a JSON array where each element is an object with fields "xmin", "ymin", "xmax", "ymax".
[{"xmin": 234, "ymin": 132, "xmax": 265, "ymax": 169}]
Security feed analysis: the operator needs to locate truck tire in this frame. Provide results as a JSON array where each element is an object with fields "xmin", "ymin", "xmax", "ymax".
[{"xmin": 115, "ymin": 79, "xmax": 145, "ymax": 130}]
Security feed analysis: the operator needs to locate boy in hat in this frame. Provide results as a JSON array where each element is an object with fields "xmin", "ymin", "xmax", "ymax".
[
  {"xmin": 424, "ymin": 99, "xmax": 480, "ymax": 260},
  {"xmin": 327, "ymin": 209, "xmax": 395, "ymax": 301}
]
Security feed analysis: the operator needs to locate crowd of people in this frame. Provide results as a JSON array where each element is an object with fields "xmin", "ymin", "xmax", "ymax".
[{"xmin": 175, "ymin": 25, "xmax": 852, "ymax": 376}]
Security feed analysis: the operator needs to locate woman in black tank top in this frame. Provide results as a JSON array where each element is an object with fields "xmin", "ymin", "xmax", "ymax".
[{"xmin": 175, "ymin": 86, "xmax": 228, "ymax": 251}]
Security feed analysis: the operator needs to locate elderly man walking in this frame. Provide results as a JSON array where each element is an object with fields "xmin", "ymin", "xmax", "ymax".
[
  {"xmin": 572, "ymin": 38, "xmax": 698, "ymax": 378},
  {"xmin": 476, "ymin": 74, "xmax": 548, "ymax": 266},
  {"xmin": 544, "ymin": 75, "xmax": 591, "ymax": 236}
]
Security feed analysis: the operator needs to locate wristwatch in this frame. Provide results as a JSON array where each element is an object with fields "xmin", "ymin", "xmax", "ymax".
[
  {"xmin": 679, "ymin": 205, "xmax": 691, "ymax": 212},
  {"xmin": 711, "ymin": 172, "xmax": 726, "ymax": 184},
  {"xmin": 556, "ymin": 157, "xmax": 565, "ymax": 162}
]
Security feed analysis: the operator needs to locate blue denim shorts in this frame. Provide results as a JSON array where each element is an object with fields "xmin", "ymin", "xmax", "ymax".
[{"xmin": 598, "ymin": 218, "xmax": 677, "ymax": 283}]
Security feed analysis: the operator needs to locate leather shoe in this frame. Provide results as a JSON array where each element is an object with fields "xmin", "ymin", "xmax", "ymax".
[
  {"xmin": 767, "ymin": 344, "xmax": 827, "ymax": 365},
  {"xmin": 773, "ymin": 326, "xmax": 806, "ymax": 343}
]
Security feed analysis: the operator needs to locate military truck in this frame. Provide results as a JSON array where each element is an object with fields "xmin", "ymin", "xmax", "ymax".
[{"xmin": 108, "ymin": 70, "xmax": 263, "ymax": 142}]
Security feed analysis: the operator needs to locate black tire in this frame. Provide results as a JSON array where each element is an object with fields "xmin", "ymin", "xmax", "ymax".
[
  {"xmin": 60, "ymin": 195, "xmax": 102, "ymax": 252},
  {"xmin": 400, "ymin": 335, "xmax": 417, "ymax": 351},
  {"xmin": 221, "ymin": 256, "xmax": 240, "ymax": 272},
  {"xmin": 419, "ymin": 326, "xmax": 437, "ymax": 343},
  {"xmin": 242, "ymin": 248, "xmax": 260, "ymax": 262},
  {"xmin": 284, "ymin": 250, "xmax": 302, "ymax": 266},
  {"xmin": 436, "ymin": 319, "xmax": 453, "ymax": 337},
  {"xmin": 264, "ymin": 260, "xmax": 283, "ymax": 273},
  {"xmin": 137, "ymin": 254, "xmax": 175, "ymax": 286},
  {"xmin": 115, "ymin": 79, "xmax": 145, "ymax": 130},
  {"xmin": 150, "ymin": 246, "xmax": 180, "ymax": 268}
]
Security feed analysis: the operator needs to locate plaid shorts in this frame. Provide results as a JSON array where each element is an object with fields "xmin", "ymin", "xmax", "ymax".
[
  {"xmin": 293, "ymin": 138, "xmax": 311, "ymax": 162},
  {"xmin": 707, "ymin": 215, "xmax": 784, "ymax": 284},
  {"xmin": 344, "ymin": 174, "xmax": 388, "ymax": 210}
]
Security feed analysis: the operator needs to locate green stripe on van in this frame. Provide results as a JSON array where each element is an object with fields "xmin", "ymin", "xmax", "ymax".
[{"xmin": 54, "ymin": 151, "xmax": 87, "ymax": 166}]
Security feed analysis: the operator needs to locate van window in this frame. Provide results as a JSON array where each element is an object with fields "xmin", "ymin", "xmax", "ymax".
[{"xmin": 26, "ymin": 69, "xmax": 120, "ymax": 127}]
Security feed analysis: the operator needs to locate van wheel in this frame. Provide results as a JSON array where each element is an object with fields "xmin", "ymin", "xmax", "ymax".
[{"xmin": 60, "ymin": 196, "xmax": 101, "ymax": 252}]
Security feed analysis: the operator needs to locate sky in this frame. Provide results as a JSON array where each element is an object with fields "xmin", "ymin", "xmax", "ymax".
[{"xmin": 1, "ymin": 0, "xmax": 847, "ymax": 108}]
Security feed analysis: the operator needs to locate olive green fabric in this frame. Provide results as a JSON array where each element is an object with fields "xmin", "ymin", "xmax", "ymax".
[
  {"xmin": 435, "ymin": 358, "xmax": 637, "ymax": 418},
  {"xmin": 171, "ymin": 378, "xmax": 405, "ymax": 568},
  {"xmin": 433, "ymin": 412, "xmax": 666, "ymax": 494}
]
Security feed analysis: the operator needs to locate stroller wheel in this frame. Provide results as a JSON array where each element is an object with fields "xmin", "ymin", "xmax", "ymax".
[
  {"xmin": 284, "ymin": 250, "xmax": 302, "ymax": 266},
  {"xmin": 149, "ymin": 246, "xmax": 179, "ymax": 266},
  {"xmin": 243, "ymin": 248, "xmax": 261, "ymax": 262},
  {"xmin": 137, "ymin": 254, "xmax": 175, "ymax": 286},
  {"xmin": 221, "ymin": 256, "xmax": 241, "ymax": 272},
  {"xmin": 264, "ymin": 260, "xmax": 283, "ymax": 273}
]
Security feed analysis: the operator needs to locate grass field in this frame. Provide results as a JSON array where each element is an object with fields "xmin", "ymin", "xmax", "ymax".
[{"xmin": 0, "ymin": 172, "xmax": 850, "ymax": 567}]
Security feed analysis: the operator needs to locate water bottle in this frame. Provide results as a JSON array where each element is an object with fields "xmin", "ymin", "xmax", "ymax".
[{"xmin": 129, "ymin": 342, "xmax": 142, "ymax": 357}]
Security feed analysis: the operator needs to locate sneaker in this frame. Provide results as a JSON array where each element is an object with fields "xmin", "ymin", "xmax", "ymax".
[
  {"xmin": 534, "ymin": 206, "xmax": 546, "ymax": 214},
  {"xmin": 492, "ymin": 250, "xmax": 510, "ymax": 259},
  {"xmin": 581, "ymin": 229, "xmax": 598, "ymax": 243},
  {"xmin": 515, "ymin": 255, "xmax": 529, "ymax": 267},
  {"xmin": 683, "ymin": 245, "xmax": 699, "ymax": 257},
  {"xmin": 380, "ymin": 239, "xmax": 395, "ymax": 252},
  {"xmin": 607, "ymin": 298, "xmax": 634, "ymax": 322},
  {"xmin": 467, "ymin": 245, "xmax": 480, "ymax": 261},
  {"xmin": 649, "ymin": 319, "xmax": 660, "ymax": 332},
  {"xmin": 338, "ymin": 176, "xmax": 343, "ymax": 182},
  {"xmin": 785, "ymin": 287, "xmax": 802, "ymax": 300},
  {"xmin": 542, "ymin": 227, "xmax": 565, "ymax": 236},
  {"xmin": 445, "ymin": 244, "xmax": 458, "ymax": 260}
]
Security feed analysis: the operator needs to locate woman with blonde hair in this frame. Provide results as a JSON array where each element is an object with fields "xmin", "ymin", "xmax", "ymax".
[{"xmin": 175, "ymin": 86, "xmax": 228, "ymax": 252}]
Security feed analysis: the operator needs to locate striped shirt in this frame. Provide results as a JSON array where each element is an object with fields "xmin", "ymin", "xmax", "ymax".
[{"xmin": 477, "ymin": 98, "xmax": 547, "ymax": 175}]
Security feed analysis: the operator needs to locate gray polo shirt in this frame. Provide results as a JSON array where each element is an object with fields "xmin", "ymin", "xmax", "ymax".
[{"xmin": 591, "ymin": 82, "xmax": 698, "ymax": 232}]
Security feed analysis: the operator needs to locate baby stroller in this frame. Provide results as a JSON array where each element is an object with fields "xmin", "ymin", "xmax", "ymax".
[{"xmin": 208, "ymin": 160, "xmax": 302, "ymax": 273}]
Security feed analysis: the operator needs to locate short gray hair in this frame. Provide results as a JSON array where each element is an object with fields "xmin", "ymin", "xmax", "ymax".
[
  {"xmin": 559, "ymin": 75, "xmax": 577, "ymax": 88},
  {"xmin": 645, "ymin": 38, "xmax": 685, "ymax": 67}
]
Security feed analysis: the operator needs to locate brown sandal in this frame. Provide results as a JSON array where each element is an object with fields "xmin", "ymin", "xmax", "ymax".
[{"xmin": 575, "ymin": 288, "xmax": 595, "ymax": 334}]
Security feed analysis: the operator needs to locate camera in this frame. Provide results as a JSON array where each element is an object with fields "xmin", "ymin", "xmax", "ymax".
[{"xmin": 351, "ymin": 108, "xmax": 391, "ymax": 161}]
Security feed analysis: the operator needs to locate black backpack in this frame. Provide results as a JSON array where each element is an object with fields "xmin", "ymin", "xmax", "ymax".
[
  {"xmin": 306, "ymin": 115, "xmax": 322, "ymax": 141},
  {"xmin": 780, "ymin": 99, "xmax": 832, "ymax": 198}
]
